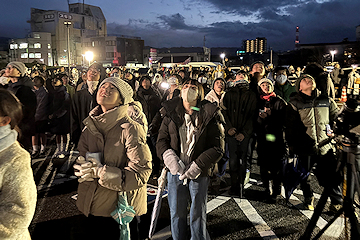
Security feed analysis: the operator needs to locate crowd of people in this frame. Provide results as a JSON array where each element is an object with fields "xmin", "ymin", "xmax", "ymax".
[{"xmin": 0, "ymin": 59, "xmax": 358, "ymax": 239}]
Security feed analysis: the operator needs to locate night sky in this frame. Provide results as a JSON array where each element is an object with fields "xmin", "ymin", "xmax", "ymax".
[{"xmin": 1, "ymin": 0, "xmax": 359, "ymax": 51}]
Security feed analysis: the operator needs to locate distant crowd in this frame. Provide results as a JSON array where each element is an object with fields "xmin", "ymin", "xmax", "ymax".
[{"xmin": 0, "ymin": 59, "xmax": 357, "ymax": 239}]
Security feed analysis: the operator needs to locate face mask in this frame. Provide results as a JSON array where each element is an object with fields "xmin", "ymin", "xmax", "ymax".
[
  {"xmin": 198, "ymin": 77, "xmax": 207, "ymax": 84},
  {"xmin": 276, "ymin": 75, "xmax": 287, "ymax": 85},
  {"xmin": 233, "ymin": 79, "xmax": 248, "ymax": 86},
  {"xmin": 182, "ymin": 87, "xmax": 198, "ymax": 103}
]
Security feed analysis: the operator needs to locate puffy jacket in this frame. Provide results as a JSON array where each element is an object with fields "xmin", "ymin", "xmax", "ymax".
[
  {"xmin": 156, "ymin": 97, "xmax": 225, "ymax": 175},
  {"xmin": 76, "ymin": 102, "xmax": 152, "ymax": 217},
  {"xmin": 285, "ymin": 89, "xmax": 338, "ymax": 155},
  {"xmin": 221, "ymin": 83, "xmax": 257, "ymax": 138}
]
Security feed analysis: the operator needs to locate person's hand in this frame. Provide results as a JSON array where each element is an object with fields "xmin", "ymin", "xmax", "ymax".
[
  {"xmin": 74, "ymin": 156, "xmax": 104, "ymax": 182},
  {"xmin": 179, "ymin": 162, "xmax": 202, "ymax": 180},
  {"xmin": 265, "ymin": 108, "xmax": 271, "ymax": 116},
  {"xmin": 228, "ymin": 128, "xmax": 237, "ymax": 136},
  {"xmin": 163, "ymin": 149, "xmax": 185, "ymax": 175},
  {"xmin": 49, "ymin": 114, "xmax": 53, "ymax": 119},
  {"xmin": 235, "ymin": 133, "xmax": 245, "ymax": 142},
  {"xmin": 259, "ymin": 112, "xmax": 267, "ymax": 119}
]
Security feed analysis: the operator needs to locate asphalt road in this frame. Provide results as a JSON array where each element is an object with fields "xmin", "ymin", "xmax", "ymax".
[{"xmin": 28, "ymin": 140, "xmax": 357, "ymax": 240}]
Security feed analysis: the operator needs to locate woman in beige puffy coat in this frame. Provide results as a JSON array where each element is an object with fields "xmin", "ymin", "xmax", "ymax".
[
  {"xmin": 73, "ymin": 77, "xmax": 152, "ymax": 240},
  {"xmin": 0, "ymin": 89, "xmax": 37, "ymax": 240}
]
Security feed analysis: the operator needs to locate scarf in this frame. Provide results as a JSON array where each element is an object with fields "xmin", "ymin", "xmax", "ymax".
[
  {"xmin": 260, "ymin": 92, "xmax": 276, "ymax": 101},
  {"xmin": 0, "ymin": 124, "xmax": 18, "ymax": 152}
]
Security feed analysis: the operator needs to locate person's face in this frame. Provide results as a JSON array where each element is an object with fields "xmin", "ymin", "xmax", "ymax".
[
  {"xmin": 97, "ymin": 82, "xmax": 122, "ymax": 111},
  {"xmin": 5, "ymin": 65, "xmax": 21, "ymax": 78},
  {"xmin": 252, "ymin": 63, "xmax": 265, "ymax": 76},
  {"xmin": 275, "ymin": 69, "xmax": 287, "ymax": 78},
  {"xmin": 260, "ymin": 82, "xmax": 271, "ymax": 94},
  {"xmin": 235, "ymin": 72, "xmax": 247, "ymax": 81},
  {"xmin": 62, "ymin": 76, "xmax": 69, "ymax": 85},
  {"xmin": 141, "ymin": 78, "xmax": 151, "ymax": 90},
  {"xmin": 87, "ymin": 67, "xmax": 100, "ymax": 81},
  {"xmin": 214, "ymin": 80, "xmax": 225, "ymax": 93},
  {"xmin": 179, "ymin": 72, "xmax": 185, "ymax": 79},
  {"xmin": 34, "ymin": 79, "xmax": 42, "ymax": 89},
  {"xmin": 181, "ymin": 83, "xmax": 199, "ymax": 102},
  {"xmin": 60, "ymin": 67, "xmax": 65, "ymax": 72},
  {"xmin": 299, "ymin": 77, "xmax": 314, "ymax": 92},
  {"xmin": 82, "ymin": 72, "xmax": 87, "ymax": 81}
]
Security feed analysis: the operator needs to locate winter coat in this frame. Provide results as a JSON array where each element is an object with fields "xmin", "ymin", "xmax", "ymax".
[
  {"xmin": 274, "ymin": 81, "xmax": 296, "ymax": 102},
  {"xmin": 135, "ymin": 87, "xmax": 161, "ymax": 125},
  {"xmin": 205, "ymin": 89, "xmax": 224, "ymax": 106},
  {"xmin": 330, "ymin": 67, "xmax": 343, "ymax": 85},
  {"xmin": 285, "ymin": 89, "xmax": 338, "ymax": 156},
  {"xmin": 34, "ymin": 86, "xmax": 49, "ymax": 122},
  {"xmin": 156, "ymin": 97, "xmax": 225, "ymax": 175},
  {"xmin": 0, "ymin": 127, "xmax": 37, "ymax": 240},
  {"xmin": 71, "ymin": 88, "xmax": 98, "ymax": 145},
  {"xmin": 347, "ymin": 70, "xmax": 360, "ymax": 95},
  {"xmin": 7, "ymin": 76, "xmax": 37, "ymax": 146},
  {"xmin": 49, "ymin": 85, "xmax": 70, "ymax": 134},
  {"xmin": 221, "ymin": 83, "xmax": 257, "ymax": 138},
  {"xmin": 256, "ymin": 95, "xmax": 287, "ymax": 166},
  {"xmin": 76, "ymin": 102, "xmax": 152, "ymax": 217}
]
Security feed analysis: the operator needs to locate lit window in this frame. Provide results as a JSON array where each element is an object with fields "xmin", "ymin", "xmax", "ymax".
[
  {"xmin": 19, "ymin": 43, "xmax": 28, "ymax": 49},
  {"xmin": 92, "ymin": 42, "xmax": 95, "ymax": 47},
  {"xmin": 29, "ymin": 44, "xmax": 34, "ymax": 48},
  {"xmin": 21, "ymin": 53, "xmax": 28, "ymax": 58},
  {"xmin": 35, "ymin": 53, "xmax": 42, "ymax": 58},
  {"xmin": 34, "ymin": 43, "xmax": 41, "ymax": 48},
  {"xmin": 48, "ymin": 53, "xmax": 52, "ymax": 58},
  {"xmin": 10, "ymin": 44, "xmax": 15, "ymax": 49},
  {"xmin": 29, "ymin": 53, "xmax": 35, "ymax": 58},
  {"xmin": 34, "ymin": 33, "xmax": 40, "ymax": 38},
  {"xmin": 48, "ymin": 44, "xmax": 51, "ymax": 49}
]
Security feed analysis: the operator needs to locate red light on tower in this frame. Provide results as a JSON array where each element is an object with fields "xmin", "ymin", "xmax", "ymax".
[{"xmin": 295, "ymin": 26, "xmax": 300, "ymax": 49}]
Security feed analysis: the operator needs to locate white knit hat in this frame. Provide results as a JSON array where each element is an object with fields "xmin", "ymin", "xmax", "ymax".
[
  {"xmin": 99, "ymin": 77, "xmax": 134, "ymax": 105},
  {"xmin": 258, "ymin": 78, "xmax": 274, "ymax": 93}
]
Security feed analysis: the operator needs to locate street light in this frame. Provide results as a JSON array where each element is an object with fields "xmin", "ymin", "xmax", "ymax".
[
  {"xmin": 64, "ymin": 21, "xmax": 72, "ymax": 76},
  {"xmin": 220, "ymin": 53, "xmax": 225, "ymax": 66},
  {"xmin": 330, "ymin": 50, "xmax": 337, "ymax": 63},
  {"xmin": 85, "ymin": 51, "xmax": 94, "ymax": 66}
]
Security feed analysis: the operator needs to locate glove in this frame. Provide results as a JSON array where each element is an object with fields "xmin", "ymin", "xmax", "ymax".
[
  {"xmin": 74, "ymin": 156, "xmax": 94, "ymax": 182},
  {"xmin": 74, "ymin": 155, "xmax": 104, "ymax": 182},
  {"xmin": 179, "ymin": 162, "xmax": 202, "ymax": 180},
  {"xmin": 163, "ymin": 149, "xmax": 185, "ymax": 175}
]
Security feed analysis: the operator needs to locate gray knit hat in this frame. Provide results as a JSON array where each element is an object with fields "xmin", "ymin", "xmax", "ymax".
[
  {"xmin": 99, "ymin": 77, "xmax": 134, "ymax": 105},
  {"xmin": 7, "ymin": 62, "xmax": 27, "ymax": 77}
]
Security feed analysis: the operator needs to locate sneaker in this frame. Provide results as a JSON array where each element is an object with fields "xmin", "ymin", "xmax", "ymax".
[
  {"xmin": 304, "ymin": 196, "xmax": 315, "ymax": 211},
  {"xmin": 329, "ymin": 204, "xmax": 342, "ymax": 213},
  {"xmin": 31, "ymin": 150, "xmax": 39, "ymax": 159}
]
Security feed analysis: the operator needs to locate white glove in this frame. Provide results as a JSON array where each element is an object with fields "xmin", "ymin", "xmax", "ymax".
[
  {"xmin": 163, "ymin": 149, "xmax": 185, "ymax": 175},
  {"xmin": 74, "ymin": 156, "xmax": 94, "ymax": 182},
  {"xmin": 179, "ymin": 162, "xmax": 202, "ymax": 181},
  {"xmin": 73, "ymin": 155, "xmax": 104, "ymax": 182}
]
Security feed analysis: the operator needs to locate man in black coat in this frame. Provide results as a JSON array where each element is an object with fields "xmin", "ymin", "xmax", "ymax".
[
  {"xmin": 71, "ymin": 63, "xmax": 105, "ymax": 146},
  {"xmin": 5, "ymin": 62, "xmax": 36, "ymax": 151},
  {"xmin": 222, "ymin": 74, "xmax": 257, "ymax": 197}
]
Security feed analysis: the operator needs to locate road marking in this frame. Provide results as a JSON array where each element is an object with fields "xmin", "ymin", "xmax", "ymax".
[
  {"xmin": 281, "ymin": 187, "xmax": 344, "ymax": 238},
  {"xmin": 234, "ymin": 198, "xmax": 279, "ymax": 240}
]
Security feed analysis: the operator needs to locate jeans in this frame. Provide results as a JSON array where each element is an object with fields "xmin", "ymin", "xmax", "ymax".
[{"xmin": 167, "ymin": 172, "xmax": 209, "ymax": 240}]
